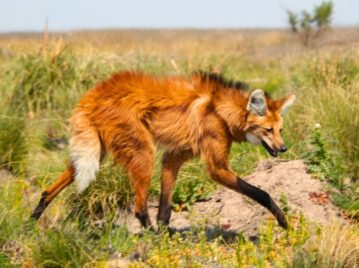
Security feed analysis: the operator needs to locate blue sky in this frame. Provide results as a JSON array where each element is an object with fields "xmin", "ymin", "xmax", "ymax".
[{"xmin": 0, "ymin": 0, "xmax": 358, "ymax": 32}]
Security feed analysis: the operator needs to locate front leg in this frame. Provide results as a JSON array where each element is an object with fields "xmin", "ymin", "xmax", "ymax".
[
  {"xmin": 201, "ymin": 136, "xmax": 288, "ymax": 229},
  {"xmin": 208, "ymin": 167, "xmax": 287, "ymax": 228},
  {"xmin": 157, "ymin": 151, "xmax": 192, "ymax": 226}
]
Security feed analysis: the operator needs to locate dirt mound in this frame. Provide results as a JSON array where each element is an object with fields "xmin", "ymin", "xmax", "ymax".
[{"xmin": 118, "ymin": 159, "xmax": 344, "ymax": 235}]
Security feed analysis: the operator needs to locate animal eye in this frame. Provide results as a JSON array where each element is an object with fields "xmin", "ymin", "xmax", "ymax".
[{"xmin": 265, "ymin": 128, "xmax": 273, "ymax": 133}]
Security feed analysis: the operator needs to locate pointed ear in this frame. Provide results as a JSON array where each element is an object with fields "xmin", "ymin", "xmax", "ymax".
[
  {"xmin": 278, "ymin": 95, "xmax": 296, "ymax": 115},
  {"xmin": 246, "ymin": 89, "xmax": 267, "ymax": 116}
]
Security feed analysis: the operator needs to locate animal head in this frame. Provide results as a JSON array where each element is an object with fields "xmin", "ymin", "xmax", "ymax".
[{"xmin": 244, "ymin": 89, "xmax": 296, "ymax": 157}]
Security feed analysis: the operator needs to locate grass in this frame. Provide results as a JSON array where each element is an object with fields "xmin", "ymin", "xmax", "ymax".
[
  {"xmin": 0, "ymin": 29, "xmax": 358, "ymax": 266},
  {"xmin": 288, "ymin": 51, "xmax": 359, "ymax": 179}
]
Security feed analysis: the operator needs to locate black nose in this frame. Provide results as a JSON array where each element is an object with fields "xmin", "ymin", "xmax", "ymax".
[{"xmin": 279, "ymin": 145, "xmax": 287, "ymax": 152}]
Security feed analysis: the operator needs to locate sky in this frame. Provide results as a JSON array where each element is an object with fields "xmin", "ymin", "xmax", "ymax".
[{"xmin": 0, "ymin": 0, "xmax": 358, "ymax": 32}]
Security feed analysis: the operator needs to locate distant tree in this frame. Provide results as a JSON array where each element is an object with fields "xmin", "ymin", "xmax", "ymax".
[
  {"xmin": 287, "ymin": 10, "xmax": 298, "ymax": 33},
  {"xmin": 286, "ymin": 1, "xmax": 333, "ymax": 46},
  {"xmin": 314, "ymin": 1, "xmax": 333, "ymax": 29},
  {"xmin": 300, "ymin": 10, "xmax": 314, "ymax": 46}
]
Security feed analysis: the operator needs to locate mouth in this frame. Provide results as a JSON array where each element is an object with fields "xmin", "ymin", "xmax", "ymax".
[{"xmin": 261, "ymin": 140, "xmax": 278, "ymax": 157}]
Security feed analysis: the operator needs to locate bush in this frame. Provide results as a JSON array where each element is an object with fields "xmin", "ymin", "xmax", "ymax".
[{"xmin": 287, "ymin": 1, "xmax": 333, "ymax": 46}]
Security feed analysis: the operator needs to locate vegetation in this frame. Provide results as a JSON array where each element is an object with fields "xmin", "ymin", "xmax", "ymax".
[
  {"xmin": 0, "ymin": 28, "xmax": 358, "ymax": 266},
  {"xmin": 287, "ymin": 1, "xmax": 334, "ymax": 46}
]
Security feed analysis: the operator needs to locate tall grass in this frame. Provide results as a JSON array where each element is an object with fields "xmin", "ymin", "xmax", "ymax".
[
  {"xmin": 0, "ymin": 114, "xmax": 27, "ymax": 173},
  {"xmin": 287, "ymin": 51, "xmax": 359, "ymax": 180},
  {"xmin": 4, "ymin": 45, "xmax": 112, "ymax": 115},
  {"xmin": 66, "ymin": 161, "xmax": 134, "ymax": 225},
  {"xmin": 29, "ymin": 225, "xmax": 102, "ymax": 267},
  {"xmin": 290, "ymin": 224, "xmax": 359, "ymax": 268},
  {"xmin": 0, "ymin": 44, "xmax": 111, "ymax": 174}
]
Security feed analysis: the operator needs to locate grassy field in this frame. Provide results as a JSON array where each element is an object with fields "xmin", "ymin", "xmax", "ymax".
[{"xmin": 0, "ymin": 28, "xmax": 358, "ymax": 267}]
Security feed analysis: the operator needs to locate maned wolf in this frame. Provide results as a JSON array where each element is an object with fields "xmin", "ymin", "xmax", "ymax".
[{"xmin": 31, "ymin": 71, "xmax": 295, "ymax": 229}]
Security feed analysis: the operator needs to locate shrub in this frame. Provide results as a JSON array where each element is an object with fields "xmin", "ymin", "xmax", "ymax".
[{"xmin": 287, "ymin": 1, "xmax": 333, "ymax": 46}]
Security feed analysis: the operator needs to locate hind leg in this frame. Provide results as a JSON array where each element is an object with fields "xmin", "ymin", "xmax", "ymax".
[
  {"xmin": 109, "ymin": 122, "xmax": 155, "ymax": 229},
  {"xmin": 31, "ymin": 165, "xmax": 75, "ymax": 219},
  {"xmin": 116, "ymin": 148, "xmax": 154, "ymax": 229},
  {"xmin": 129, "ymin": 154, "xmax": 154, "ymax": 229}
]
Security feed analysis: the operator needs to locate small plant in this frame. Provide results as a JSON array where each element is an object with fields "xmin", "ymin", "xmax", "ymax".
[
  {"xmin": 304, "ymin": 123, "xmax": 342, "ymax": 187},
  {"xmin": 172, "ymin": 177, "xmax": 212, "ymax": 211},
  {"xmin": 304, "ymin": 124, "xmax": 359, "ymax": 219},
  {"xmin": 287, "ymin": 1, "xmax": 333, "ymax": 46},
  {"xmin": 279, "ymin": 192, "xmax": 290, "ymax": 214}
]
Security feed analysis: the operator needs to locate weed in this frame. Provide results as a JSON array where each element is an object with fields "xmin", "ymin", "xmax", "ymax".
[
  {"xmin": 172, "ymin": 175, "xmax": 214, "ymax": 211},
  {"xmin": 303, "ymin": 124, "xmax": 359, "ymax": 219},
  {"xmin": 280, "ymin": 192, "xmax": 290, "ymax": 214},
  {"xmin": 304, "ymin": 124, "xmax": 342, "ymax": 186}
]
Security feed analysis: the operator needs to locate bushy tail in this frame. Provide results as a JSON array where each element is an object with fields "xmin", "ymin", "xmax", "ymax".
[{"xmin": 69, "ymin": 111, "xmax": 102, "ymax": 192}]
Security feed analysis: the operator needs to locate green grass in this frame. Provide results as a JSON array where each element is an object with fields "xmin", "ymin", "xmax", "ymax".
[
  {"xmin": 65, "ymin": 161, "xmax": 134, "ymax": 225},
  {"xmin": 282, "ymin": 51, "xmax": 359, "ymax": 219},
  {"xmin": 1, "ymin": 183, "xmax": 357, "ymax": 267},
  {"xmin": 0, "ymin": 35, "xmax": 358, "ymax": 266},
  {"xmin": 288, "ymin": 51, "xmax": 359, "ymax": 179}
]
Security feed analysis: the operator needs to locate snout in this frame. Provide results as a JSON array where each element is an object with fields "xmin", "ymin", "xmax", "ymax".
[
  {"xmin": 261, "ymin": 141, "xmax": 288, "ymax": 157},
  {"xmin": 261, "ymin": 140, "xmax": 278, "ymax": 157},
  {"xmin": 278, "ymin": 145, "xmax": 287, "ymax": 152}
]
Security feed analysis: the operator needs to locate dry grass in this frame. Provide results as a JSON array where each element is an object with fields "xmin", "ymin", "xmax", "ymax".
[{"xmin": 291, "ymin": 224, "xmax": 359, "ymax": 268}]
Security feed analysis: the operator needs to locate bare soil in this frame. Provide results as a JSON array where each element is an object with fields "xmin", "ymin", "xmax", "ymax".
[{"xmin": 117, "ymin": 159, "xmax": 344, "ymax": 236}]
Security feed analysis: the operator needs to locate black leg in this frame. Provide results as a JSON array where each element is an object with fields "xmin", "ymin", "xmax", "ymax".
[
  {"xmin": 30, "ymin": 191, "xmax": 50, "ymax": 220},
  {"xmin": 236, "ymin": 177, "xmax": 288, "ymax": 229},
  {"xmin": 135, "ymin": 211, "xmax": 153, "ymax": 230}
]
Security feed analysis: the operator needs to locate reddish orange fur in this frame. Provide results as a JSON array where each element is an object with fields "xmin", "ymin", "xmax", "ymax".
[{"xmin": 31, "ymin": 71, "xmax": 294, "ymax": 229}]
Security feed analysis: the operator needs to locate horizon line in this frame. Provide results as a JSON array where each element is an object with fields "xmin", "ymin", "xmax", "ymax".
[{"xmin": 1, "ymin": 24, "xmax": 358, "ymax": 35}]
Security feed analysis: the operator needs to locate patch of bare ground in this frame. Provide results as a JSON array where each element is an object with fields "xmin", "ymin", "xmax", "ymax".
[
  {"xmin": 117, "ymin": 159, "xmax": 344, "ymax": 236},
  {"xmin": 0, "ymin": 169, "xmax": 14, "ymax": 182}
]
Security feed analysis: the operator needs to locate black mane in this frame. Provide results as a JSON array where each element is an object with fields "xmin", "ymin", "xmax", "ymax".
[{"xmin": 196, "ymin": 71, "xmax": 250, "ymax": 91}]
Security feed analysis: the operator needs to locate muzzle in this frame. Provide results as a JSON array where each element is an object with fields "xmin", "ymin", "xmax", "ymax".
[{"xmin": 261, "ymin": 141, "xmax": 287, "ymax": 157}]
